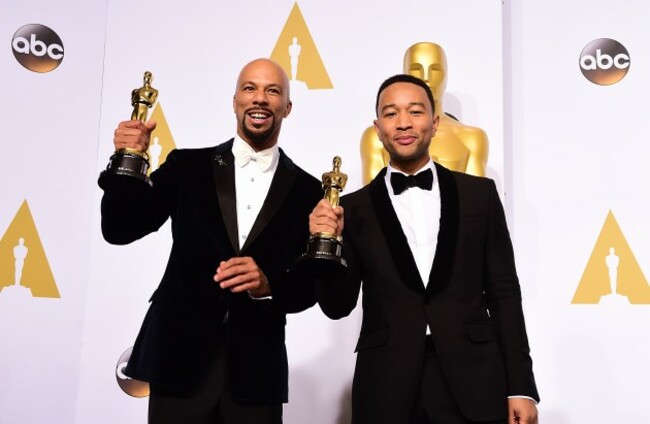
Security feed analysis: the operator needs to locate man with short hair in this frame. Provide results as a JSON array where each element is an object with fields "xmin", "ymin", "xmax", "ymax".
[
  {"xmin": 101, "ymin": 58, "xmax": 322, "ymax": 423},
  {"xmin": 310, "ymin": 74, "xmax": 539, "ymax": 424}
]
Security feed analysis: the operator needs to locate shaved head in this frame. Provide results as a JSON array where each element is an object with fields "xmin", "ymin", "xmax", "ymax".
[{"xmin": 233, "ymin": 58, "xmax": 293, "ymax": 150}]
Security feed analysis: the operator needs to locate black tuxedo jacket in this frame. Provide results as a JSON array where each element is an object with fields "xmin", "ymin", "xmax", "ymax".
[
  {"xmin": 100, "ymin": 140, "xmax": 321, "ymax": 403},
  {"xmin": 316, "ymin": 163, "xmax": 539, "ymax": 423}
]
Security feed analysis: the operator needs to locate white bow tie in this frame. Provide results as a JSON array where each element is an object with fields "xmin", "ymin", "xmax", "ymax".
[{"xmin": 233, "ymin": 145, "xmax": 275, "ymax": 172}]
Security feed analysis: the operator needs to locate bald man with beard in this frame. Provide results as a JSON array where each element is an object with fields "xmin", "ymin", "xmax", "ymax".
[{"xmin": 100, "ymin": 58, "xmax": 322, "ymax": 423}]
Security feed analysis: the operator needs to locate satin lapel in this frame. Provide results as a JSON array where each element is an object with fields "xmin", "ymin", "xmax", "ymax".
[
  {"xmin": 425, "ymin": 163, "xmax": 459, "ymax": 298},
  {"xmin": 369, "ymin": 169, "xmax": 425, "ymax": 295},
  {"xmin": 241, "ymin": 149, "xmax": 297, "ymax": 252},
  {"xmin": 212, "ymin": 140, "xmax": 239, "ymax": 254}
]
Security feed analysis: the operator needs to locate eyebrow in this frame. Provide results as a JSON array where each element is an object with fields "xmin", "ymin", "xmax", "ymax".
[
  {"xmin": 380, "ymin": 102, "xmax": 426, "ymax": 113},
  {"xmin": 240, "ymin": 81, "xmax": 283, "ymax": 92}
]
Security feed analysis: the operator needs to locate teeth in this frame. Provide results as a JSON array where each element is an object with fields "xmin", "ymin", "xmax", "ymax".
[{"xmin": 250, "ymin": 112, "xmax": 269, "ymax": 119}]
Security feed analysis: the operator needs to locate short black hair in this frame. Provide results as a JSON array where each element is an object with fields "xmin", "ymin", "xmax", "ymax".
[{"xmin": 375, "ymin": 74, "xmax": 435, "ymax": 117}]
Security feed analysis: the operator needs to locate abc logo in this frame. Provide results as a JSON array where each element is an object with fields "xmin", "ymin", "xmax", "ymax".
[
  {"xmin": 579, "ymin": 38, "xmax": 630, "ymax": 86},
  {"xmin": 12, "ymin": 24, "xmax": 64, "ymax": 73},
  {"xmin": 116, "ymin": 347, "xmax": 150, "ymax": 397}
]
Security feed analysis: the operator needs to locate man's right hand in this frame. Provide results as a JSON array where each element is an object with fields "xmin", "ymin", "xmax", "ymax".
[
  {"xmin": 309, "ymin": 198, "xmax": 344, "ymax": 235},
  {"xmin": 113, "ymin": 120, "xmax": 157, "ymax": 152}
]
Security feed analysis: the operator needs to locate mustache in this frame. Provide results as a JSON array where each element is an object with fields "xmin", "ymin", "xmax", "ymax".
[{"xmin": 245, "ymin": 107, "xmax": 272, "ymax": 114}]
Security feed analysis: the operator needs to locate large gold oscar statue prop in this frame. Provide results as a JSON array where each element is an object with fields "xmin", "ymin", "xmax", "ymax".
[
  {"xmin": 298, "ymin": 157, "xmax": 348, "ymax": 275},
  {"xmin": 98, "ymin": 71, "xmax": 159, "ymax": 190},
  {"xmin": 361, "ymin": 42, "xmax": 489, "ymax": 183}
]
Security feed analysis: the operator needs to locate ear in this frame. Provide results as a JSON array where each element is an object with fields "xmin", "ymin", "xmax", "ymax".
[
  {"xmin": 284, "ymin": 100, "xmax": 293, "ymax": 118},
  {"xmin": 373, "ymin": 119, "xmax": 381, "ymax": 140},
  {"xmin": 431, "ymin": 114, "xmax": 440, "ymax": 133},
  {"xmin": 232, "ymin": 95, "xmax": 236, "ymax": 113}
]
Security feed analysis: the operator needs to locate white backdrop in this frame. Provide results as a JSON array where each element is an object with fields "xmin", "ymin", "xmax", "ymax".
[
  {"xmin": 75, "ymin": 1, "xmax": 503, "ymax": 423},
  {"xmin": 5, "ymin": 1, "xmax": 647, "ymax": 423},
  {"xmin": 0, "ymin": 2, "xmax": 107, "ymax": 423},
  {"xmin": 506, "ymin": 1, "xmax": 650, "ymax": 422}
]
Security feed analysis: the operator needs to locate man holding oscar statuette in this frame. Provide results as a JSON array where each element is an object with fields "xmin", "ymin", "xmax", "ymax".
[
  {"xmin": 310, "ymin": 74, "xmax": 539, "ymax": 424},
  {"xmin": 99, "ymin": 59, "xmax": 322, "ymax": 423}
]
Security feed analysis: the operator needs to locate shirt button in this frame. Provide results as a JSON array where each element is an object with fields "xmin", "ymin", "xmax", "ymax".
[
  {"xmin": 242, "ymin": 235, "xmax": 247, "ymax": 240},
  {"xmin": 250, "ymin": 177, "xmax": 255, "ymax": 182},
  {"xmin": 247, "ymin": 205, "xmax": 251, "ymax": 210}
]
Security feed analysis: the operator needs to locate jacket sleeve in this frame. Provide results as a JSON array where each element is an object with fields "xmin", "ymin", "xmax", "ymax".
[
  {"xmin": 100, "ymin": 149, "xmax": 180, "ymax": 245},
  {"xmin": 314, "ymin": 203, "xmax": 363, "ymax": 320},
  {"xmin": 484, "ymin": 179, "xmax": 539, "ymax": 402},
  {"xmin": 265, "ymin": 173, "xmax": 323, "ymax": 314}
]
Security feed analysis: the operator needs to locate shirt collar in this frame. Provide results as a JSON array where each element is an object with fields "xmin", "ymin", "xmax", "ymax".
[
  {"xmin": 385, "ymin": 160, "xmax": 436, "ymax": 195},
  {"xmin": 232, "ymin": 134, "xmax": 280, "ymax": 172}
]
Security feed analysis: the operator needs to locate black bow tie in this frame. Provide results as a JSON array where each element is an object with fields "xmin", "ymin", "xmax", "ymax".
[{"xmin": 390, "ymin": 169, "xmax": 434, "ymax": 195}]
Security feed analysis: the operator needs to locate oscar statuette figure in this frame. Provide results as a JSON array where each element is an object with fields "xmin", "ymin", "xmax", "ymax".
[
  {"xmin": 297, "ymin": 156, "xmax": 348, "ymax": 276},
  {"xmin": 98, "ymin": 71, "xmax": 159, "ymax": 190}
]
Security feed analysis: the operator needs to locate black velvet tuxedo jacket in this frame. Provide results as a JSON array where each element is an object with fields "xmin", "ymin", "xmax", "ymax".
[
  {"xmin": 316, "ymin": 163, "xmax": 539, "ymax": 423},
  {"xmin": 100, "ymin": 140, "xmax": 321, "ymax": 403}
]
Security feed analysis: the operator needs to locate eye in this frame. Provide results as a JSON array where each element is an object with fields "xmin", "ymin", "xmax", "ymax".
[
  {"xmin": 384, "ymin": 112, "xmax": 396, "ymax": 118},
  {"xmin": 242, "ymin": 85, "xmax": 255, "ymax": 91},
  {"xmin": 267, "ymin": 87, "xmax": 280, "ymax": 95}
]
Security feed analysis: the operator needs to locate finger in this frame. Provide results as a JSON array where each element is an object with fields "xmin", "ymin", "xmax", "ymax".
[
  {"xmin": 508, "ymin": 411, "xmax": 517, "ymax": 424},
  {"xmin": 114, "ymin": 127, "xmax": 150, "ymax": 149},
  {"xmin": 145, "ymin": 119, "xmax": 158, "ymax": 131},
  {"xmin": 113, "ymin": 138, "xmax": 148, "ymax": 151},
  {"xmin": 119, "ymin": 120, "xmax": 146, "ymax": 130},
  {"xmin": 218, "ymin": 271, "xmax": 252, "ymax": 289},
  {"xmin": 219, "ymin": 256, "xmax": 255, "ymax": 272},
  {"xmin": 311, "ymin": 225, "xmax": 336, "ymax": 234},
  {"xmin": 311, "ymin": 206, "xmax": 339, "ymax": 223},
  {"xmin": 216, "ymin": 264, "xmax": 247, "ymax": 282},
  {"xmin": 229, "ymin": 281, "xmax": 260, "ymax": 293},
  {"xmin": 310, "ymin": 219, "xmax": 338, "ymax": 234},
  {"xmin": 115, "ymin": 125, "xmax": 148, "ymax": 136},
  {"xmin": 311, "ymin": 206, "xmax": 332, "ymax": 219},
  {"xmin": 213, "ymin": 261, "xmax": 227, "ymax": 282},
  {"xmin": 216, "ymin": 258, "xmax": 257, "ymax": 285},
  {"xmin": 314, "ymin": 213, "xmax": 339, "ymax": 227},
  {"xmin": 219, "ymin": 275, "xmax": 244, "ymax": 290},
  {"xmin": 316, "ymin": 198, "xmax": 329, "ymax": 208},
  {"xmin": 519, "ymin": 415, "xmax": 537, "ymax": 424}
]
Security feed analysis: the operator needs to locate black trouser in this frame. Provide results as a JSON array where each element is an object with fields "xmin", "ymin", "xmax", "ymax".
[
  {"xmin": 148, "ymin": 337, "xmax": 282, "ymax": 424},
  {"xmin": 409, "ymin": 336, "xmax": 506, "ymax": 424}
]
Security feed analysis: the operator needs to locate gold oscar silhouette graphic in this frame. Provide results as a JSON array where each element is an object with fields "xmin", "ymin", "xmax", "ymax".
[
  {"xmin": 361, "ymin": 42, "xmax": 489, "ymax": 184},
  {"xmin": 573, "ymin": 210, "xmax": 650, "ymax": 304},
  {"xmin": 98, "ymin": 71, "xmax": 159, "ymax": 190},
  {"xmin": 0, "ymin": 200, "xmax": 59, "ymax": 298}
]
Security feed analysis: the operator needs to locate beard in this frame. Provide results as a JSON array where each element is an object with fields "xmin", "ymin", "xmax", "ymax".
[{"xmin": 242, "ymin": 115, "xmax": 277, "ymax": 146}]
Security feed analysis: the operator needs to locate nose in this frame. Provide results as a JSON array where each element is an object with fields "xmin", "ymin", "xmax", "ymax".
[
  {"xmin": 252, "ymin": 89, "xmax": 269, "ymax": 105},
  {"xmin": 396, "ymin": 112, "xmax": 412, "ymax": 130}
]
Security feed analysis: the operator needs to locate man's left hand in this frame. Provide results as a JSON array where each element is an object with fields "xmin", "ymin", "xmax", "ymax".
[
  {"xmin": 214, "ymin": 256, "xmax": 271, "ymax": 298},
  {"xmin": 508, "ymin": 397, "xmax": 538, "ymax": 424}
]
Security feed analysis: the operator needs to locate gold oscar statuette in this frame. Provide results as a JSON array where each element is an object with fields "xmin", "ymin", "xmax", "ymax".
[
  {"xmin": 98, "ymin": 71, "xmax": 159, "ymax": 190},
  {"xmin": 297, "ymin": 156, "xmax": 348, "ymax": 275}
]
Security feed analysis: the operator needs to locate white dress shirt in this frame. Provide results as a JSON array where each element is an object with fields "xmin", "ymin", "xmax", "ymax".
[
  {"xmin": 384, "ymin": 160, "xmax": 440, "ymax": 286},
  {"xmin": 231, "ymin": 135, "xmax": 279, "ymax": 249}
]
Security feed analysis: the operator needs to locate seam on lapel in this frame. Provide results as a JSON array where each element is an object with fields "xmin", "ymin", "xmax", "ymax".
[
  {"xmin": 212, "ymin": 143, "xmax": 239, "ymax": 254},
  {"xmin": 369, "ymin": 169, "xmax": 425, "ymax": 295},
  {"xmin": 426, "ymin": 164, "xmax": 459, "ymax": 298}
]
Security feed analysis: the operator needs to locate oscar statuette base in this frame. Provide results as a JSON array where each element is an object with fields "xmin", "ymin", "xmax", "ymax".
[
  {"xmin": 98, "ymin": 150, "xmax": 152, "ymax": 192},
  {"xmin": 296, "ymin": 233, "xmax": 347, "ymax": 278}
]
